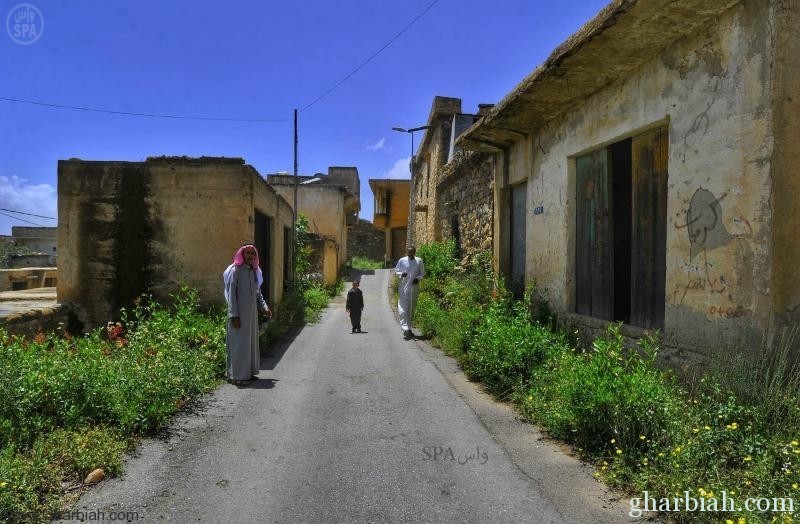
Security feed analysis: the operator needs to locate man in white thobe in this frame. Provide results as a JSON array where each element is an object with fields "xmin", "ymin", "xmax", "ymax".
[{"xmin": 395, "ymin": 246, "xmax": 425, "ymax": 339}]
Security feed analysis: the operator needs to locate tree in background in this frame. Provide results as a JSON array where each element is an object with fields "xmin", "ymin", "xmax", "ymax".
[{"xmin": 0, "ymin": 240, "xmax": 33, "ymax": 269}]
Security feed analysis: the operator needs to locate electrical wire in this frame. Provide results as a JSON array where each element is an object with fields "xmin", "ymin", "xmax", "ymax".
[
  {"xmin": 300, "ymin": 0, "xmax": 442, "ymax": 113},
  {"xmin": 0, "ymin": 210, "xmax": 48, "ymax": 227},
  {"xmin": 0, "ymin": 207, "xmax": 56, "ymax": 220},
  {"xmin": 0, "ymin": 97, "xmax": 291, "ymax": 123}
]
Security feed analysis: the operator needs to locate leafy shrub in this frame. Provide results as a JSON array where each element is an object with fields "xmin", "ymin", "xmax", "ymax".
[
  {"xmin": 349, "ymin": 257, "xmax": 384, "ymax": 270},
  {"xmin": 416, "ymin": 240, "xmax": 458, "ymax": 280},
  {"xmin": 0, "ymin": 287, "xmax": 226, "ymax": 522}
]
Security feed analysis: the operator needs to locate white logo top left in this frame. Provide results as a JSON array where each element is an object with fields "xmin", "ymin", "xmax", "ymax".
[{"xmin": 7, "ymin": 3, "xmax": 44, "ymax": 45}]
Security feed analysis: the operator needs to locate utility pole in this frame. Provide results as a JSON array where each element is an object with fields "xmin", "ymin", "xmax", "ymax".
[{"xmin": 293, "ymin": 108, "xmax": 298, "ymax": 283}]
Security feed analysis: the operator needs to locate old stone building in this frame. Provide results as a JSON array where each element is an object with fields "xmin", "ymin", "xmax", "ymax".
[
  {"xmin": 347, "ymin": 219, "xmax": 385, "ymax": 264},
  {"xmin": 369, "ymin": 179, "xmax": 410, "ymax": 264},
  {"xmin": 58, "ymin": 156, "xmax": 294, "ymax": 326},
  {"xmin": 9, "ymin": 227, "xmax": 58, "ymax": 265},
  {"xmin": 458, "ymin": 0, "xmax": 800, "ymax": 357},
  {"xmin": 409, "ymin": 97, "xmax": 495, "ymax": 260},
  {"xmin": 266, "ymin": 167, "xmax": 360, "ymax": 285},
  {"xmin": 435, "ymin": 150, "xmax": 494, "ymax": 263}
]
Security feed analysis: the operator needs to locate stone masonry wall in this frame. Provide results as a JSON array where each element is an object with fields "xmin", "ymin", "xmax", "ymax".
[
  {"xmin": 436, "ymin": 150, "xmax": 494, "ymax": 259},
  {"xmin": 347, "ymin": 219, "xmax": 384, "ymax": 262}
]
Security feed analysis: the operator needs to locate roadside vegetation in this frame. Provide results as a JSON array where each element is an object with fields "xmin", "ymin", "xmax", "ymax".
[
  {"xmin": 0, "ymin": 287, "xmax": 225, "ymax": 522},
  {"xmin": 259, "ymin": 214, "xmax": 342, "ymax": 346},
  {"xmin": 348, "ymin": 256, "xmax": 384, "ymax": 270},
  {"xmin": 0, "ymin": 241, "xmax": 34, "ymax": 269},
  {"xmin": 1, "ymin": 214, "xmax": 341, "ymax": 523},
  {"xmin": 414, "ymin": 239, "xmax": 800, "ymax": 524}
]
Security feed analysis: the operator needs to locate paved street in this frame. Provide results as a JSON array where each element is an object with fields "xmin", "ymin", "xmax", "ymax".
[{"xmin": 64, "ymin": 270, "xmax": 628, "ymax": 523}]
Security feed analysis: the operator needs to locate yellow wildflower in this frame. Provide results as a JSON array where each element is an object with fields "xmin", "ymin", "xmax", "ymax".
[
  {"xmin": 704, "ymin": 425, "xmax": 711, "ymax": 430},
  {"xmin": 640, "ymin": 435, "xmax": 646, "ymax": 440},
  {"xmin": 699, "ymin": 488, "xmax": 707, "ymax": 496},
  {"xmin": 616, "ymin": 449, "xmax": 623, "ymax": 455},
  {"xmin": 792, "ymin": 440, "xmax": 799, "ymax": 446},
  {"xmin": 610, "ymin": 438, "xmax": 616, "ymax": 444},
  {"xmin": 693, "ymin": 428, "xmax": 700, "ymax": 433},
  {"xmin": 743, "ymin": 456, "xmax": 752, "ymax": 462},
  {"xmin": 793, "ymin": 483, "xmax": 799, "ymax": 489},
  {"xmin": 0, "ymin": 482, "xmax": 6, "ymax": 488}
]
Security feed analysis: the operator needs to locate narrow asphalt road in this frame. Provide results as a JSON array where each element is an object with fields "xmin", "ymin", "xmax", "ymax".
[{"xmin": 63, "ymin": 269, "xmax": 630, "ymax": 523}]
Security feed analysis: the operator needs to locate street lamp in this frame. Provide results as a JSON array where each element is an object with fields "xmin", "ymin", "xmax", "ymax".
[{"xmin": 392, "ymin": 125, "xmax": 431, "ymax": 163}]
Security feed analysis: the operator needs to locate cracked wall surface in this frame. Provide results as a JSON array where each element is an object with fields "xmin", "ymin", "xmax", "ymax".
[
  {"xmin": 58, "ymin": 157, "xmax": 293, "ymax": 326},
  {"xmin": 491, "ymin": 0, "xmax": 795, "ymax": 355}
]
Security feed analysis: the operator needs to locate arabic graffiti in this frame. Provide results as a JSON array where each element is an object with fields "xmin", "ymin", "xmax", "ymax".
[
  {"xmin": 421, "ymin": 446, "xmax": 489, "ymax": 465},
  {"xmin": 675, "ymin": 188, "xmax": 733, "ymax": 259}
]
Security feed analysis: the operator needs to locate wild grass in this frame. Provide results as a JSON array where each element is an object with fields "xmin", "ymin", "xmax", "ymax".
[
  {"xmin": 349, "ymin": 256, "xmax": 384, "ymax": 270},
  {"xmin": 413, "ymin": 240, "xmax": 800, "ymax": 523},
  {"xmin": 0, "ymin": 287, "xmax": 226, "ymax": 522}
]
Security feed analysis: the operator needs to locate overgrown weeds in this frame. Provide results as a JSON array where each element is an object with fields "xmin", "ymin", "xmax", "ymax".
[
  {"xmin": 349, "ymin": 256, "xmax": 384, "ymax": 270},
  {"xmin": 413, "ymin": 240, "xmax": 800, "ymax": 523},
  {"xmin": 0, "ymin": 287, "xmax": 225, "ymax": 522}
]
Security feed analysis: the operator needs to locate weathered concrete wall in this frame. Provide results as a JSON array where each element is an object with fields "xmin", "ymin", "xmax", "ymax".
[
  {"xmin": 0, "ymin": 267, "xmax": 56, "ymax": 292},
  {"xmin": 58, "ymin": 157, "xmax": 293, "ymax": 326},
  {"xmin": 270, "ymin": 184, "xmax": 347, "ymax": 281},
  {"xmin": 498, "ymin": 0, "xmax": 782, "ymax": 355},
  {"xmin": 7, "ymin": 254, "xmax": 54, "ymax": 268},
  {"xmin": 437, "ymin": 150, "xmax": 495, "ymax": 259},
  {"xmin": 0, "ymin": 303, "xmax": 72, "ymax": 338},
  {"xmin": 347, "ymin": 219, "xmax": 384, "ymax": 262},
  {"xmin": 10, "ymin": 226, "xmax": 57, "ymax": 258}
]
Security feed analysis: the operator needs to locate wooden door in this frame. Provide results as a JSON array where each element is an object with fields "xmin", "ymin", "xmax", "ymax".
[{"xmin": 630, "ymin": 128, "xmax": 668, "ymax": 329}]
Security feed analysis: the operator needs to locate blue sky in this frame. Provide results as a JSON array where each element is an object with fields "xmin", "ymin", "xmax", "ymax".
[{"xmin": 0, "ymin": 0, "xmax": 608, "ymax": 235}]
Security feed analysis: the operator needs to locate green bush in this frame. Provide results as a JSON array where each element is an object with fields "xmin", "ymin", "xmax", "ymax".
[
  {"xmin": 0, "ymin": 287, "xmax": 226, "ymax": 523},
  {"xmin": 349, "ymin": 257, "xmax": 383, "ymax": 270},
  {"xmin": 416, "ymin": 240, "xmax": 458, "ymax": 280},
  {"xmin": 412, "ymin": 249, "xmax": 800, "ymax": 523}
]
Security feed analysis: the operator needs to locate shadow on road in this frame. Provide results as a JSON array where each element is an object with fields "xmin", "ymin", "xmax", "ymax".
[
  {"xmin": 240, "ymin": 378, "xmax": 278, "ymax": 389},
  {"xmin": 260, "ymin": 324, "xmax": 302, "ymax": 371},
  {"xmin": 346, "ymin": 268, "xmax": 375, "ymax": 282}
]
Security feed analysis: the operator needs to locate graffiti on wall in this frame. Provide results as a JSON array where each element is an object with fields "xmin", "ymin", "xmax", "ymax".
[
  {"xmin": 679, "ymin": 188, "xmax": 733, "ymax": 259},
  {"xmin": 672, "ymin": 187, "xmax": 750, "ymax": 316}
]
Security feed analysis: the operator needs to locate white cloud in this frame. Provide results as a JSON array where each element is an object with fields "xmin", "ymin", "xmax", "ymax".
[
  {"xmin": 0, "ymin": 175, "xmax": 58, "ymax": 234},
  {"xmin": 382, "ymin": 157, "xmax": 411, "ymax": 179},
  {"xmin": 367, "ymin": 137, "xmax": 389, "ymax": 151}
]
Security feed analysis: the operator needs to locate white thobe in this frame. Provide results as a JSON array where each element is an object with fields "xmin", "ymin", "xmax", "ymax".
[
  {"xmin": 395, "ymin": 256, "xmax": 425, "ymax": 332},
  {"xmin": 223, "ymin": 264, "xmax": 268, "ymax": 380}
]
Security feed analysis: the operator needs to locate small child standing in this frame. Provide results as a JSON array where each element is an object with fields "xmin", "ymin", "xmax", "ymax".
[{"xmin": 346, "ymin": 280, "xmax": 364, "ymax": 333}]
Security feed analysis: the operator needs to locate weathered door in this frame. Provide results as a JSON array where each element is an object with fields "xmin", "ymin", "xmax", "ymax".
[
  {"xmin": 254, "ymin": 211, "xmax": 272, "ymax": 301},
  {"xmin": 510, "ymin": 182, "xmax": 527, "ymax": 297},
  {"xmin": 630, "ymin": 128, "xmax": 668, "ymax": 329},
  {"xmin": 575, "ymin": 149, "xmax": 613, "ymax": 320}
]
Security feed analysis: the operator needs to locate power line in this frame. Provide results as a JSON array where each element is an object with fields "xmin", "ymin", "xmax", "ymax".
[
  {"xmin": 300, "ymin": 0, "xmax": 442, "ymax": 112},
  {"xmin": 0, "ymin": 97, "xmax": 291, "ymax": 122},
  {"xmin": 1, "ymin": 1, "xmax": 442, "ymax": 120},
  {"xmin": 0, "ymin": 210, "xmax": 47, "ymax": 227},
  {"xmin": 0, "ymin": 207, "xmax": 57, "ymax": 220}
]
